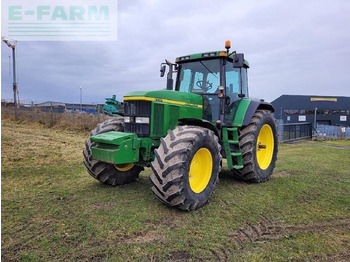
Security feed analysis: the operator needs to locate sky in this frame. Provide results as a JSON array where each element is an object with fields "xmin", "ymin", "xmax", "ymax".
[{"xmin": 1, "ymin": 0, "xmax": 350, "ymax": 104}]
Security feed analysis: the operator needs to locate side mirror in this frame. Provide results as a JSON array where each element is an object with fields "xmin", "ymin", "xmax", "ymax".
[
  {"xmin": 160, "ymin": 65, "xmax": 166, "ymax": 77},
  {"xmin": 233, "ymin": 53, "xmax": 244, "ymax": 68}
]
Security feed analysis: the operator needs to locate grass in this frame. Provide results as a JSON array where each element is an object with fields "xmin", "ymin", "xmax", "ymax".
[
  {"xmin": 2, "ymin": 119, "xmax": 350, "ymax": 261},
  {"xmin": 312, "ymin": 139, "xmax": 350, "ymax": 147}
]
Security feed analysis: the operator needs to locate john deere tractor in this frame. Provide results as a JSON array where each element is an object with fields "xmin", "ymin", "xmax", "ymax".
[{"xmin": 83, "ymin": 41, "xmax": 278, "ymax": 211}]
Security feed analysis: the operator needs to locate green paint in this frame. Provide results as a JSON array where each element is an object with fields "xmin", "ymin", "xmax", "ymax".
[
  {"xmin": 37, "ymin": 6, "xmax": 50, "ymax": 20},
  {"xmin": 88, "ymin": 6, "xmax": 109, "ymax": 20},
  {"xmin": 51, "ymin": 6, "xmax": 68, "ymax": 20},
  {"xmin": 124, "ymin": 90, "xmax": 203, "ymax": 107},
  {"xmin": 233, "ymin": 99, "xmax": 251, "ymax": 127},
  {"xmin": 222, "ymin": 127, "xmax": 243, "ymax": 170},
  {"xmin": 90, "ymin": 132, "xmax": 159, "ymax": 165},
  {"xmin": 176, "ymin": 50, "xmax": 249, "ymax": 67},
  {"xmin": 70, "ymin": 6, "xmax": 85, "ymax": 20},
  {"xmin": 9, "ymin": 6, "xmax": 22, "ymax": 20},
  {"xmin": 91, "ymin": 132, "xmax": 139, "ymax": 164},
  {"xmin": 102, "ymin": 95, "xmax": 123, "ymax": 116}
]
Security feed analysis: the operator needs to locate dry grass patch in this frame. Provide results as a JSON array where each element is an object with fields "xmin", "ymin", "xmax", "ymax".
[{"xmin": 1, "ymin": 120, "xmax": 86, "ymax": 170}]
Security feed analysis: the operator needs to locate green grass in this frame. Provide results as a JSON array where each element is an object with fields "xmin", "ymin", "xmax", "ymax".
[
  {"xmin": 312, "ymin": 139, "xmax": 350, "ymax": 147},
  {"xmin": 2, "ymin": 119, "xmax": 350, "ymax": 261}
]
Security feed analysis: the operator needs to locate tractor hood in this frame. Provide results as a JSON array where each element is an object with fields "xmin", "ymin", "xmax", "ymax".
[{"xmin": 124, "ymin": 90, "xmax": 202, "ymax": 108}]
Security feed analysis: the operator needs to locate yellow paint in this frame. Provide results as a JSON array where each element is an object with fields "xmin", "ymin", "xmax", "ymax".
[
  {"xmin": 189, "ymin": 148, "xmax": 213, "ymax": 193},
  {"xmin": 114, "ymin": 163, "xmax": 134, "ymax": 172},
  {"xmin": 124, "ymin": 96, "xmax": 203, "ymax": 108},
  {"xmin": 311, "ymin": 98, "xmax": 337, "ymax": 102},
  {"xmin": 256, "ymin": 124, "xmax": 274, "ymax": 170}
]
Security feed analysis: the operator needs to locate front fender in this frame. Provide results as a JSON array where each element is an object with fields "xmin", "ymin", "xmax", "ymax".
[
  {"xmin": 242, "ymin": 100, "xmax": 274, "ymax": 126},
  {"xmin": 178, "ymin": 118, "xmax": 220, "ymax": 138}
]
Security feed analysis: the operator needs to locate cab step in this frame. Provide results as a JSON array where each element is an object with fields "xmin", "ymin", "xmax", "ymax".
[{"xmin": 222, "ymin": 127, "xmax": 243, "ymax": 170}]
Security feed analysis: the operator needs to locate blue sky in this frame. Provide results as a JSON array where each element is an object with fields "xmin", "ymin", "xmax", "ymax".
[{"xmin": 1, "ymin": 0, "xmax": 350, "ymax": 104}]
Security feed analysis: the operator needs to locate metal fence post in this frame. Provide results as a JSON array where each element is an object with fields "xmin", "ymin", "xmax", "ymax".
[
  {"xmin": 50, "ymin": 101, "xmax": 54, "ymax": 126},
  {"xmin": 276, "ymin": 119, "xmax": 284, "ymax": 142},
  {"xmin": 31, "ymin": 101, "xmax": 34, "ymax": 121}
]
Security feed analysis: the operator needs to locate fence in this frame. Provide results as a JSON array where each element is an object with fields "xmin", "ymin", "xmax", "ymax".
[
  {"xmin": 277, "ymin": 121, "xmax": 313, "ymax": 142},
  {"xmin": 276, "ymin": 120, "xmax": 350, "ymax": 142},
  {"xmin": 316, "ymin": 124, "xmax": 350, "ymax": 140}
]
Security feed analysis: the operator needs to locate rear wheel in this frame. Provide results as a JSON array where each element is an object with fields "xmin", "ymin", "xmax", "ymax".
[
  {"xmin": 83, "ymin": 118, "xmax": 143, "ymax": 186},
  {"xmin": 150, "ymin": 126, "xmax": 221, "ymax": 211},
  {"xmin": 232, "ymin": 110, "xmax": 278, "ymax": 182}
]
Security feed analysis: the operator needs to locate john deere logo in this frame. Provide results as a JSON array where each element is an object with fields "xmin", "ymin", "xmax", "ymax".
[{"xmin": 2, "ymin": 0, "xmax": 117, "ymax": 41}]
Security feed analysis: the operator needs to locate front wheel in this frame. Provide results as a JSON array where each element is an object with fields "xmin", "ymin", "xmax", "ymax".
[
  {"xmin": 232, "ymin": 110, "xmax": 278, "ymax": 182},
  {"xmin": 83, "ymin": 118, "xmax": 143, "ymax": 186},
  {"xmin": 150, "ymin": 126, "xmax": 222, "ymax": 211}
]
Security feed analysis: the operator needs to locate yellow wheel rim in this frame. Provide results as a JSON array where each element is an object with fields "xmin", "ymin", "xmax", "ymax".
[
  {"xmin": 114, "ymin": 163, "xmax": 134, "ymax": 172},
  {"xmin": 256, "ymin": 124, "xmax": 274, "ymax": 170},
  {"xmin": 189, "ymin": 148, "xmax": 213, "ymax": 193}
]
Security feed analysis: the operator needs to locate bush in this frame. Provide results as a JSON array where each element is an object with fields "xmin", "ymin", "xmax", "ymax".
[{"xmin": 1, "ymin": 106, "xmax": 108, "ymax": 131}]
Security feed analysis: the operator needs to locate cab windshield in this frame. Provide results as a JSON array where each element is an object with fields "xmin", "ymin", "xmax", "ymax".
[
  {"xmin": 175, "ymin": 59, "xmax": 221, "ymax": 94},
  {"xmin": 175, "ymin": 58, "xmax": 246, "ymax": 96},
  {"xmin": 175, "ymin": 58, "xmax": 248, "ymax": 122}
]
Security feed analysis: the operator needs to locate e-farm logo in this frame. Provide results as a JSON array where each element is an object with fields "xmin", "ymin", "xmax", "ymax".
[{"xmin": 2, "ymin": 0, "xmax": 117, "ymax": 41}]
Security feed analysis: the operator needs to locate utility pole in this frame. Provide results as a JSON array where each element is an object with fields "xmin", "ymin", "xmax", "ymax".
[
  {"xmin": 2, "ymin": 36, "xmax": 18, "ymax": 119},
  {"xmin": 80, "ymin": 86, "xmax": 82, "ymax": 112}
]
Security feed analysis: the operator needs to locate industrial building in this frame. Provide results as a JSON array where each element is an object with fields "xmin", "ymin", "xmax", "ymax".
[{"xmin": 271, "ymin": 95, "xmax": 350, "ymax": 127}]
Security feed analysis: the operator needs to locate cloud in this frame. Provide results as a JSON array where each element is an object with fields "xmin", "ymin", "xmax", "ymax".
[{"xmin": 1, "ymin": 0, "xmax": 350, "ymax": 104}]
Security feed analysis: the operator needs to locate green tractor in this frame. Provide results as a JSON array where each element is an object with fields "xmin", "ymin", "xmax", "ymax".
[{"xmin": 83, "ymin": 41, "xmax": 278, "ymax": 211}]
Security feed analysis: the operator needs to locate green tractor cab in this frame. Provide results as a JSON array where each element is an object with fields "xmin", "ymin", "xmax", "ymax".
[{"xmin": 83, "ymin": 41, "xmax": 278, "ymax": 211}]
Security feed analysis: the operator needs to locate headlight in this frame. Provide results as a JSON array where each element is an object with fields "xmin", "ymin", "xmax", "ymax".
[
  {"xmin": 124, "ymin": 116, "xmax": 130, "ymax": 123},
  {"xmin": 135, "ymin": 117, "xmax": 149, "ymax": 124}
]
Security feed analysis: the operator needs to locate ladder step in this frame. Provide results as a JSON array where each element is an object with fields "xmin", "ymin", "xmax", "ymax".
[
  {"xmin": 227, "ymin": 127, "xmax": 238, "ymax": 132},
  {"xmin": 233, "ymin": 165, "xmax": 244, "ymax": 169},
  {"xmin": 228, "ymin": 140, "xmax": 239, "ymax": 144},
  {"xmin": 231, "ymin": 152, "xmax": 241, "ymax": 156}
]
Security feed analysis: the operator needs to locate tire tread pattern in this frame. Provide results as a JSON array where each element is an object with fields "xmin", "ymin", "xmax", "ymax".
[
  {"xmin": 232, "ymin": 110, "xmax": 278, "ymax": 183},
  {"xmin": 150, "ymin": 125, "xmax": 221, "ymax": 211}
]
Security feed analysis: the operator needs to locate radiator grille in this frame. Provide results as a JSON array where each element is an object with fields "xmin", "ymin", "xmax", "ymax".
[
  {"xmin": 152, "ymin": 103, "xmax": 164, "ymax": 136},
  {"xmin": 124, "ymin": 101, "xmax": 151, "ymax": 137}
]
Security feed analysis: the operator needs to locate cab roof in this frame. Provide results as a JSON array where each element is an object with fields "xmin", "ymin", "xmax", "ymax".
[{"xmin": 175, "ymin": 50, "xmax": 250, "ymax": 68}]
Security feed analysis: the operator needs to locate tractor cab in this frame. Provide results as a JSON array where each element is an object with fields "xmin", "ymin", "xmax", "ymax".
[{"xmin": 162, "ymin": 41, "xmax": 250, "ymax": 125}]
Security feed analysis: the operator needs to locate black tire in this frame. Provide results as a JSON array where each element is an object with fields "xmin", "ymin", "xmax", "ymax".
[
  {"xmin": 83, "ymin": 118, "xmax": 143, "ymax": 186},
  {"xmin": 150, "ymin": 126, "xmax": 221, "ymax": 211},
  {"xmin": 232, "ymin": 109, "xmax": 278, "ymax": 183}
]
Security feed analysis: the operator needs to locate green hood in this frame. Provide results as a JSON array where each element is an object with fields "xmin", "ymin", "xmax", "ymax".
[{"xmin": 124, "ymin": 90, "xmax": 202, "ymax": 107}]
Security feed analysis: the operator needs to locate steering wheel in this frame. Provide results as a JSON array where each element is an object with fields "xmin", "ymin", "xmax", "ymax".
[{"xmin": 196, "ymin": 80, "xmax": 213, "ymax": 92}]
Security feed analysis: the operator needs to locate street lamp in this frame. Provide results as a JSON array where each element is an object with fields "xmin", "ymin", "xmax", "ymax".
[{"xmin": 2, "ymin": 36, "xmax": 18, "ymax": 119}]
